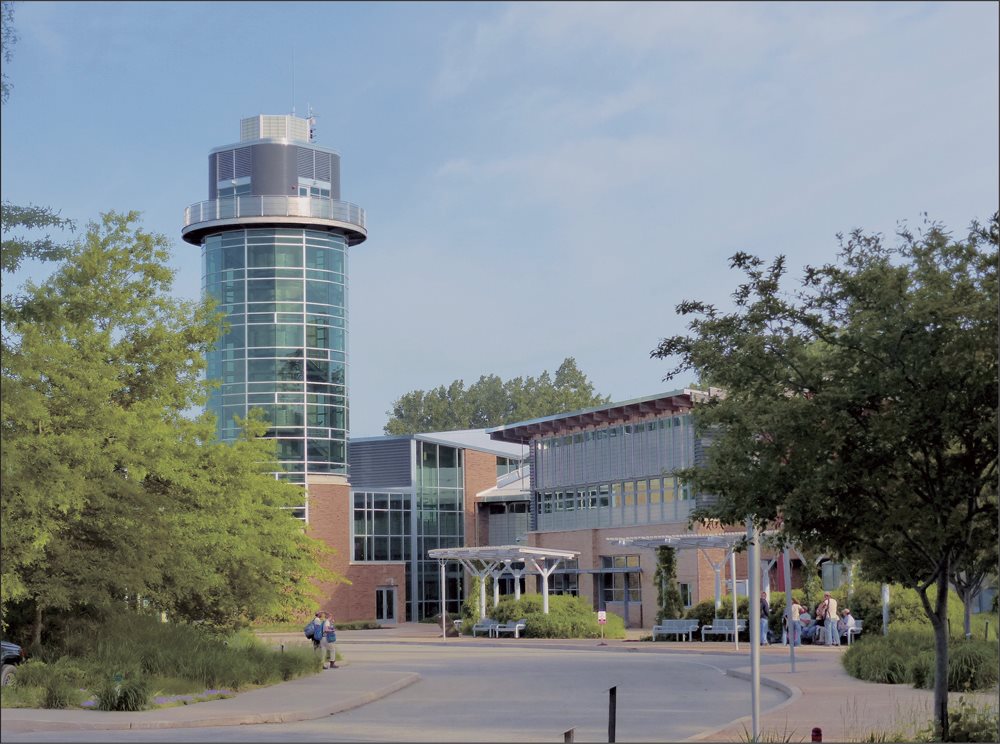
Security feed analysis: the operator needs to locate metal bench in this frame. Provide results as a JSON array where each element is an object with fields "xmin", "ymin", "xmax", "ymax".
[
  {"xmin": 494, "ymin": 618, "xmax": 527, "ymax": 639},
  {"xmin": 652, "ymin": 619, "xmax": 700, "ymax": 641},
  {"xmin": 701, "ymin": 618, "xmax": 747, "ymax": 642},
  {"xmin": 846, "ymin": 619, "xmax": 863, "ymax": 645},
  {"xmin": 472, "ymin": 618, "xmax": 499, "ymax": 637}
]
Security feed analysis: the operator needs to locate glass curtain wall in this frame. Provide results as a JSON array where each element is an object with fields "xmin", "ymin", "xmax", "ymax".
[
  {"xmin": 533, "ymin": 414, "xmax": 697, "ymax": 530},
  {"xmin": 203, "ymin": 227, "xmax": 348, "ymax": 517},
  {"xmin": 413, "ymin": 442, "xmax": 464, "ymax": 621}
]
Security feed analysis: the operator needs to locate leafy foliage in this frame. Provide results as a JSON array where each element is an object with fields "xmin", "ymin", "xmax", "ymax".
[
  {"xmin": 1, "ymin": 611, "xmax": 321, "ymax": 710},
  {"xmin": 653, "ymin": 547, "xmax": 684, "ymax": 623},
  {"xmin": 490, "ymin": 594, "xmax": 626, "ymax": 639},
  {"xmin": 1, "ymin": 212, "xmax": 335, "ymax": 637},
  {"xmin": 654, "ymin": 216, "xmax": 998, "ymax": 736},
  {"xmin": 384, "ymin": 357, "xmax": 610, "ymax": 434}
]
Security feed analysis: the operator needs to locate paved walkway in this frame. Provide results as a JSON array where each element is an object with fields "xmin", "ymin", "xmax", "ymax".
[{"xmin": 2, "ymin": 623, "xmax": 996, "ymax": 742}]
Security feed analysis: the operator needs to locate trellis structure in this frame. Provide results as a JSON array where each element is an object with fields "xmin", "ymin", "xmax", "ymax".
[{"xmin": 427, "ymin": 545, "xmax": 580, "ymax": 639}]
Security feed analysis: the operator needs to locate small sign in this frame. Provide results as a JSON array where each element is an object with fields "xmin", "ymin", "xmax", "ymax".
[{"xmin": 597, "ymin": 611, "xmax": 607, "ymax": 625}]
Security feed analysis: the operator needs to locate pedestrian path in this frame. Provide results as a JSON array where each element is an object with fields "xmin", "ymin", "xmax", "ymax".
[{"xmin": 2, "ymin": 624, "xmax": 995, "ymax": 741}]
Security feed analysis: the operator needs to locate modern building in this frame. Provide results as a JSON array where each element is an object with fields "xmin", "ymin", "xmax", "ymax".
[
  {"xmin": 325, "ymin": 430, "xmax": 528, "ymax": 623},
  {"xmin": 182, "ymin": 113, "xmax": 366, "ymax": 518},
  {"xmin": 487, "ymin": 389, "xmax": 803, "ymax": 628}
]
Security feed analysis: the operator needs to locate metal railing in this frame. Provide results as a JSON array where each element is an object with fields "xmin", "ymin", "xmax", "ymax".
[{"xmin": 184, "ymin": 196, "xmax": 366, "ymax": 230}]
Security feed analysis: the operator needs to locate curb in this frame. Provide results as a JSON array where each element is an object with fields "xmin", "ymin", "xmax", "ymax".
[
  {"xmin": 685, "ymin": 667, "xmax": 801, "ymax": 742},
  {"xmin": 0, "ymin": 672, "xmax": 421, "ymax": 733}
]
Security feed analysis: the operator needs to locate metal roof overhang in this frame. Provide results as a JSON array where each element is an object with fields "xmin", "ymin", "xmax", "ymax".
[
  {"xmin": 609, "ymin": 530, "xmax": 783, "ymax": 550},
  {"xmin": 428, "ymin": 545, "xmax": 578, "ymax": 563},
  {"xmin": 487, "ymin": 390, "xmax": 695, "ymax": 445}
]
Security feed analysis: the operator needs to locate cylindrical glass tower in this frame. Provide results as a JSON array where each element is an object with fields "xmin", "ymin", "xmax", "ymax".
[{"xmin": 182, "ymin": 114, "xmax": 366, "ymax": 510}]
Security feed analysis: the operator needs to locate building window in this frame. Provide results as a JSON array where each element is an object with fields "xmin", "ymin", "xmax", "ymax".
[
  {"xmin": 549, "ymin": 558, "xmax": 580, "ymax": 597},
  {"xmin": 601, "ymin": 555, "xmax": 641, "ymax": 604},
  {"xmin": 679, "ymin": 583, "xmax": 693, "ymax": 608},
  {"xmin": 352, "ymin": 491, "xmax": 410, "ymax": 562}
]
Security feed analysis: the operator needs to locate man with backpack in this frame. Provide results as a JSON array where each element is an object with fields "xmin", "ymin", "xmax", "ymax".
[{"xmin": 304, "ymin": 611, "xmax": 337, "ymax": 669}]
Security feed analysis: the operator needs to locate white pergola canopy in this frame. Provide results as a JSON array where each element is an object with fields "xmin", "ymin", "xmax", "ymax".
[
  {"xmin": 428, "ymin": 545, "xmax": 580, "ymax": 638},
  {"xmin": 611, "ymin": 531, "xmax": 791, "ymax": 610}
]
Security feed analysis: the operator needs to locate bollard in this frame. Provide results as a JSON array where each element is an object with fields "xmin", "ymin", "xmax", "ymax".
[
  {"xmin": 985, "ymin": 621, "xmax": 990, "ymax": 641},
  {"xmin": 608, "ymin": 686, "xmax": 617, "ymax": 743},
  {"xmin": 280, "ymin": 644, "xmax": 285, "ymax": 654},
  {"xmin": 811, "ymin": 726, "xmax": 822, "ymax": 742},
  {"xmin": 564, "ymin": 728, "xmax": 575, "ymax": 743}
]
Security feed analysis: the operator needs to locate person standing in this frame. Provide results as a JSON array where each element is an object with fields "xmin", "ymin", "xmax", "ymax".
[
  {"xmin": 319, "ymin": 612, "xmax": 338, "ymax": 669},
  {"xmin": 784, "ymin": 600, "xmax": 803, "ymax": 646},
  {"xmin": 821, "ymin": 592, "xmax": 840, "ymax": 646},
  {"xmin": 759, "ymin": 591, "xmax": 770, "ymax": 646}
]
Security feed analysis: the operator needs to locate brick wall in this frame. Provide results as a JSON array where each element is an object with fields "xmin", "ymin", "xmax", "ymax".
[
  {"xmin": 464, "ymin": 450, "xmax": 496, "ymax": 547},
  {"xmin": 305, "ymin": 475, "xmax": 407, "ymax": 623}
]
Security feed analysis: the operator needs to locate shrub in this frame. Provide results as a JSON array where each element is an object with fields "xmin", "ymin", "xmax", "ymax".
[
  {"xmin": 41, "ymin": 678, "xmax": 83, "ymax": 710},
  {"xmin": 938, "ymin": 697, "xmax": 1000, "ymax": 742},
  {"xmin": 844, "ymin": 632, "xmax": 999, "ymax": 691},
  {"xmin": 94, "ymin": 676, "xmax": 151, "ymax": 712},
  {"xmin": 488, "ymin": 594, "xmax": 626, "ymax": 639},
  {"xmin": 946, "ymin": 640, "xmax": 999, "ymax": 692}
]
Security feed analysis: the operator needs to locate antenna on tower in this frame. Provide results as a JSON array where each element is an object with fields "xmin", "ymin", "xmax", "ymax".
[
  {"xmin": 307, "ymin": 104, "xmax": 317, "ymax": 142},
  {"xmin": 291, "ymin": 48, "xmax": 296, "ymax": 116}
]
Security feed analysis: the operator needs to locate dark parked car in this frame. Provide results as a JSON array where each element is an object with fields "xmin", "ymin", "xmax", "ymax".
[{"xmin": 2, "ymin": 640, "xmax": 27, "ymax": 686}]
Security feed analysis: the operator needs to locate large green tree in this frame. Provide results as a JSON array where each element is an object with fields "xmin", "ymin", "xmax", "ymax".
[
  {"xmin": 384, "ymin": 357, "xmax": 610, "ymax": 435},
  {"xmin": 653, "ymin": 216, "xmax": 998, "ymax": 738},
  {"xmin": 1, "ymin": 213, "xmax": 332, "ymax": 638}
]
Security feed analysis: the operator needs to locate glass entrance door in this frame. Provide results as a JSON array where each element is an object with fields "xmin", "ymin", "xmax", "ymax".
[{"xmin": 376, "ymin": 587, "xmax": 396, "ymax": 623}]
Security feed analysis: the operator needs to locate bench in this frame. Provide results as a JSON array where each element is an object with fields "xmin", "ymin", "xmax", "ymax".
[
  {"xmin": 846, "ymin": 619, "xmax": 863, "ymax": 645},
  {"xmin": 472, "ymin": 618, "xmax": 499, "ymax": 637},
  {"xmin": 652, "ymin": 619, "xmax": 700, "ymax": 642},
  {"xmin": 494, "ymin": 618, "xmax": 527, "ymax": 639},
  {"xmin": 701, "ymin": 618, "xmax": 747, "ymax": 642}
]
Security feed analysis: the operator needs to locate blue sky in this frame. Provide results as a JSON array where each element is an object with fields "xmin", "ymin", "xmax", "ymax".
[{"xmin": 3, "ymin": 1, "xmax": 998, "ymax": 437}]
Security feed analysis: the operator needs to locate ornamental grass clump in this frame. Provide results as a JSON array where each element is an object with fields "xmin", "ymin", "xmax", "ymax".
[
  {"xmin": 844, "ymin": 631, "xmax": 999, "ymax": 691},
  {"xmin": 94, "ymin": 676, "xmax": 151, "ymax": 711}
]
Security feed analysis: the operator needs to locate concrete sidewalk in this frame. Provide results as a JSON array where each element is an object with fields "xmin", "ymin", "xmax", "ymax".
[{"xmin": 2, "ymin": 625, "xmax": 996, "ymax": 741}]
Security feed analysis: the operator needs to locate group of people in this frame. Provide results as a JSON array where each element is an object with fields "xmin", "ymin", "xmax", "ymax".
[
  {"xmin": 767, "ymin": 591, "xmax": 856, "ymax": 647},
  {"xmin": 309, "ymin": 610, "xmax": 338, "ymax": 669}
]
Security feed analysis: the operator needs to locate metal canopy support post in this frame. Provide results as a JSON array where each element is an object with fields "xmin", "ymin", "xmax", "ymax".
[
  {"xmin": 527, "ymin": 556, "xmax": 564, "ymax": 614},
  {"xmin": 760, "ymin": 556, "xmax": 778, "ymax": 598},
  {"xmin": 439, "ymin": 559, "xmax": 447, "ymax": 640},
  {"xmin": 455, "ymin": 557, "xmax": 502, "ymax": 620},
  {"xmin": 730, "ymin": 549, "xmax": 739, "ymax": 651},
  {"xmin": 490, "ymin": 567, "xmax": 503, "ymax": 609},
  {"xmin": 697, "ymin": 547, "xmax": 727, "ymax": 611},
  {"xmin": 505, "ymin": 560, "xmax": 525, "ymax": 601},
  {"xmin": 783, "ymin": 548, "xmax": 796, "ymax": 672},
  {"xmin": 747, "ymin": 519, "xmax": 761, "ymax": 741}
]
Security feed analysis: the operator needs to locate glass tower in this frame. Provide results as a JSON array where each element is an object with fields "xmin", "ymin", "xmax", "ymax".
[{"xmin": 182, "ymin": 114, "xmax": 366, "ymax": 512}]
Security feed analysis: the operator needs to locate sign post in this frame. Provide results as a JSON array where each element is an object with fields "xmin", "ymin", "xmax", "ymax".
[{"xmin": 597, "ymin": 610, "xmax": 607, "ymax": 646}]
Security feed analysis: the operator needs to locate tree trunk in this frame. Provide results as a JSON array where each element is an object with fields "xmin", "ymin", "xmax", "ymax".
[
  {"xmin": 32, "ymin": 603, "xmax": 43, "ymax": 648},
  {"xmin": 929, "ymin": 568, "xmax": 951, "ymax": 741}
]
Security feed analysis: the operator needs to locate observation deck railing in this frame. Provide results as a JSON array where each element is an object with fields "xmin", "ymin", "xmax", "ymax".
[{"xmin": 183, "ymin": 196, "xmax": 366, "ymax": 231}]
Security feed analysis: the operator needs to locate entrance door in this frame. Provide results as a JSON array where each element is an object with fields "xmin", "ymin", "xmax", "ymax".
[{"xmin": 375, "ymin": 587, "xmax": 396, "ymax": 624}]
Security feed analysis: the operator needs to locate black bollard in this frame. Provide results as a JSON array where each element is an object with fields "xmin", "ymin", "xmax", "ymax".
[
  {"xmin": 608, "ymin": 686, "xmax": 617, "ymax": 743},
  {"xmin": 811, "ymin": 726, "xmax": 822, "ymax": 742},
  {"xmin": 564, "ymin": 728, "xmax": 575, "ymax": 743}
]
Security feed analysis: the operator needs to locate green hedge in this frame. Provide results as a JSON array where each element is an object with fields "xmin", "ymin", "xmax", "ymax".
[
  {"xmin": 477, "ymin": 594, "xmax": 626, "ymax": 639},
  {"xmin": 842, "ymin": 631, "xmax": 998, "ymax": 691}
]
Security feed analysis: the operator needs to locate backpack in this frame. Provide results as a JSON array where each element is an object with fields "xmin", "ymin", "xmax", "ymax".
[
  {"xmin": 313, "ymin": 620, "xmax": 325, "ymax": 641},
  {"xmin": 304, "ymin": 620, "xmax": 317, "ymax": 639}
]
